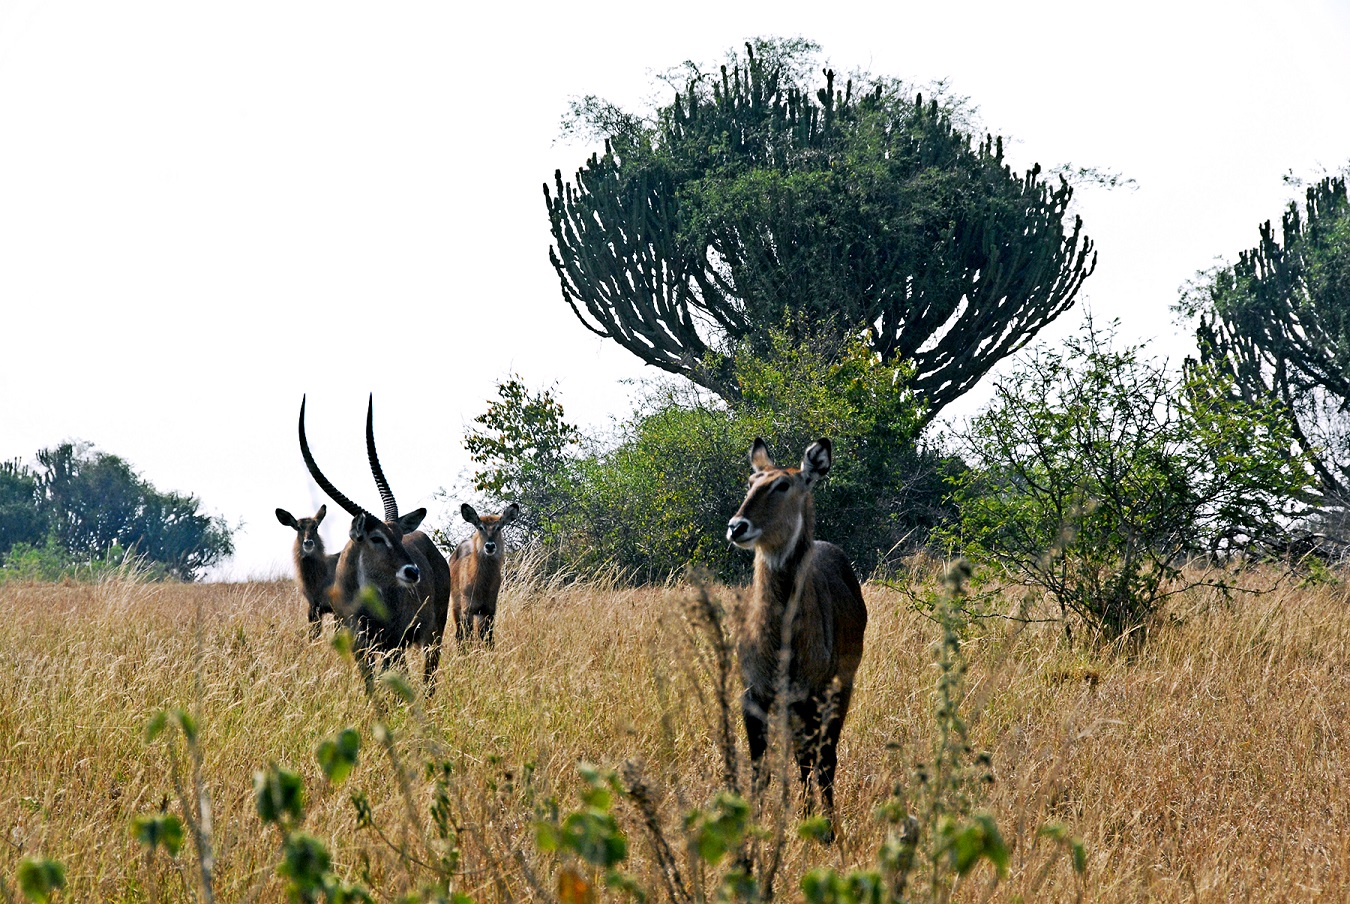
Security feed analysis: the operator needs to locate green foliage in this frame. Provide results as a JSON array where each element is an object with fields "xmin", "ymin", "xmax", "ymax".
[
  {"xmin": 0, "ymin": 536, "xmax": 164, "ymax": 584},
  {"xmin": 461, "ymin": 330, "xmax": 951, "ymax": 582},
  {"xmin": 547, "ymin": 38, "xmax": 1096, "ymax": 421},
  {"xmin": 0, "ymin": 442, "xmax": 233, "ymax": 581},
  {"xmin": 684, "ymin": 793, "xmax": 750, "ymax": 865},
  {"xmin": 0, "ymin": 460, "xmax": 45, "ymax": 555},
  {"xmin": 801, "ymin": 867, "xmax": 885, "ymax": 904},
  {"xmin": 1182, "ymin": 173, "xmax": 1350, "ymax": 509},
  {"xmin": 132, "ymin": 813, "xmax": 186, "ymax": 857},
  {"xmin": 255, "ymin": 764, "xmax": 307, "ymax": 831},
  {"xmin": 536, "ymin": 765, "xmax": 629, "ymax": 870},
  {"xmin": 15, "ymin": 857, "xmax": 65, "ymax": 904},
  {"xmin": 460, "ymin": 377, "xmax": 580, "ymax": 536},
  {"xmin": 316, "ymin": 729, "xmax": 361, "ymax": 786},
  {"xmin": 935, "ymin": 812, "xmax": 1008, "ymax": 878},
  {"xmin": 140, "ymin": 706, "xmax": 216, "ymax": 901},
  {"xmin": 1037, "ymin": 823, "xmax": 1088, "ymax": 877},
  {"xmin": 276, "ymin": 833, "xmax": 375, "ymax": 904},
  {"xmin": 950, "ymin": 319, "xmax": 1314, "ymax": 641}
]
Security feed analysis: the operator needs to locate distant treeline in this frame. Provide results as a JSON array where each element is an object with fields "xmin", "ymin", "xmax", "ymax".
[{"xmin": 0, "ymin": 442, "xmax": 233, "ymax": 582}]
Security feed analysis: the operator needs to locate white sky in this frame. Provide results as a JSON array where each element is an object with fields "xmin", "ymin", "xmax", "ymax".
[{"xmin": 2, "ymin": 1, "xmax": 1348, "ymax": 579}]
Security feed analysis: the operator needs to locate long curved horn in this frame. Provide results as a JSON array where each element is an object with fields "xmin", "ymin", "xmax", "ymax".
[
  {"xmin": 299, "ymin": 395, "xmax": 369, "ymax": 519},
  {"xmin": 365, "ymin": 394, "xmax": 399, "ymax": 521}
]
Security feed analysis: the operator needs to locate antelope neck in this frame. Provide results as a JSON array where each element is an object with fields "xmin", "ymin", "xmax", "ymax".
[{"xmin": 756, "ymin": 523, "xmax": 812, "ymax": 605}]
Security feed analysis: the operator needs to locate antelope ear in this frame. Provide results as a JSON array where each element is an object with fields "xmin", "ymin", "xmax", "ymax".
[
  {"xmin": 500, "ymin": 502, "xmax": 520, "ymax": 526},
  {"xmin": 349, "ymin": 513, "xmax": 369, "ymax": 541},
  {"xmin": 800, "ymin": 438, "xmax": 833, "ymax": 487},
  {"xmin": 276, "ymin": 508, "xmax": 298, "ymax": 529},
  {"xmin": 398, "ymin": 508, "xmax": 427, "ymax": 532},
  {"xmin": 749, "ymin": 437, "xmax": 774, "ymax": 472},
  {"xmin": 461, "ymin": 503, "xmax": 483, "ymax": 528},
  {"xmin": 314, "ymin": 504, "xmax": 327, "ymax": 525}
]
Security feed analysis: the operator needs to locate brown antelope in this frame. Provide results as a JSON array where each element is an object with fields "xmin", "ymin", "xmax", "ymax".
[
  {"xmin": 298, "ymin": 395, "xmax": 452, "ymax": 688},
  {"xmin": 726, "ymin": 437, "xmax": 867, "ymax": 842},
  {"xmin": 449, "ymin": 502, "xmax": 519, "ymax": 648},
  {"xmin": 274, "ymin": 504, "xmax": 338, "ymax": 638}
]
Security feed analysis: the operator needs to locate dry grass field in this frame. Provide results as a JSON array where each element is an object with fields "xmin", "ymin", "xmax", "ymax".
[{"xmin": 0, "ymin": 567, "xmax": 1347, "ymax": 902}]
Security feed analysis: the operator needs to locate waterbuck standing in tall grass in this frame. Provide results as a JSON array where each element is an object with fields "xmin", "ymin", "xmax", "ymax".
[
  {"xmin": 449, "ymin": 502, "xmax": 519, "ymax": 648},
  {"xmin": 726, "ymin": 437, "xmax": 868, "ymax": 842},
  {"xmin": 274, "ymin": 504, "xmax": 337, "ymax": 638},
  {"xmin": 298, "ymin": 395, "xmax": 452, "ymax": 688}
]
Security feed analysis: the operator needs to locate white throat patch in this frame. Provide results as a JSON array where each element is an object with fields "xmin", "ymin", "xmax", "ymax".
[{"xmin": 760, "ymin": 513, "xmax": 804, "ymax": 571}]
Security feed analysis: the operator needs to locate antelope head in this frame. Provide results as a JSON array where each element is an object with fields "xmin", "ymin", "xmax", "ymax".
[
  {"xmin": 346, "ymin": 509, "xmax": 425, "ymax": 587},
  {"xmin": 727, "ymin": 437, "xmax": 831, "ymax": 557},
  {"xmin": 460, "ymin": 502, "xmax": 519, "ymax": 558},
  {"xmin": 276, "ymin": 504, "xmax": 327, "ymax": 558}
]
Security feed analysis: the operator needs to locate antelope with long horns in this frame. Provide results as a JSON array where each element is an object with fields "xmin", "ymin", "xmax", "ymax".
[
  {"xmin": 298, "ymin": 395, "xmax": 452, "ymax": 687},
  {"xmin": 274, "ymin": 504, "xmax": 337, "ymax": 638},
  {"xmin": 449, "ymin": 502, "xmax": 519, "ymax": 648},
  {"xmin": 727, "ymin": 437, "xmax": 868, "ymax": 842}
]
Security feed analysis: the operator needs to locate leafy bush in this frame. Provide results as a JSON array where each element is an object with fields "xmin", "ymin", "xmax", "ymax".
[
  {"xmin": 948, "ymin": 320, "xmax": 1313, "ymax": 641},
  {"xmin": 462, "ymin": 377, "xmax": 581, "ymax": 539},
  {"xmin": 457, "ymin": 330, "xmax": 954, "ymax": 582}
]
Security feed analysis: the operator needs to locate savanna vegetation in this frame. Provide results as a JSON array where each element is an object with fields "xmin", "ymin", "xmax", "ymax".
[
  {"xmin": 1, "ymin": 562, "xmax": 1347, "ymax": 902},
  {"xmin": 6, "ymin": 32, "xmax": 1350, "ymax": 904}
]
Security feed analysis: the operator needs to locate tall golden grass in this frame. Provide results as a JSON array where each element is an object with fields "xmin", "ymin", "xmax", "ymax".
[{"xmin": 0, "ymin": 568, "xmax": 1346, "ymax": 901}]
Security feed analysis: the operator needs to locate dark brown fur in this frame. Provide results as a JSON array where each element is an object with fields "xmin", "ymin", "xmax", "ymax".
[
  {"xmin": 328, "ymin": 510, "xmax": 451, "ymax": 685},
  {"xmin": 450, "ymin": 503, "xmax": 518, "ymax": 647},
  {"xmin": 298, "ymin": 396, "xmax": 452, "ymax": 689},
  {"xmin": 727, "ymin": 438, "xmax": 867, "ymax": 842},
  {"xmin": 276, "ymin": 505, "xmax": 338, "ymax": 638}
]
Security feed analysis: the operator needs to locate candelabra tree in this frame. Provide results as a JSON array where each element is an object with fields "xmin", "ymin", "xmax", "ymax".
[
  {"xmin": 1184, "ymin": 174, "xmax": 1350, "ymax": 506},
  {"xmin": 545, "ymin": 39, "xmax": 1097, "ymax": 422}
]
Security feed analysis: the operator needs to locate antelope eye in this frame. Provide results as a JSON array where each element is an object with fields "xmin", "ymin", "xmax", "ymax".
[
  {"xmin": 370, "ymin": 535, "xmax": 387, "ymax": 546},
  {"xmin": 772, "ymin": 480, "xmax": 790, "ymax": 493}
]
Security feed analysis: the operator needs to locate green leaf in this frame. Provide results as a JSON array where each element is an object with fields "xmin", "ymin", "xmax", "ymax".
[
  {"xmin": 277, "ymin": 832, "xmax": 331, "ymax": 899},
  {"xmin": 131, "ymin": 813, "xmax": 185, "ymax": 857},
  {"xmin": 316, "ymin": 729, "xmax": 361, "ymax": 786},
  {"xmin": 535, "ymin": 821, "xmax": 562, "ymax": 854},
  {"xmin": 331, "ymin": 628, "xmax": 354, "ymax": 659},
  {"xmin": 350, "ymin": 791, "xmax": 374, "ymax": 830},
  {"xmin": 16, "ymin": 857, "xmax": 66, "ymax": 904},
  {"xmin": 686, "ymin": 793, "xmax": 750, "ymax": 866},
  {"xmin": 603, "ymin": 869, "xmax": 646, "ymax": 902},
  {"xmin": 559, "ymin": 811, "xmax": 627, "ymax": 868},
  {"xmin": 172, "ymin": 709, "xmax": 198, "ymax": 746},
  {"xmin": 940, "ymin": 812, "xmax": 1008, "ymax": 879},
  {"xmin": 717, "ymin": 869, "xmax": 759, "ymax": 903},
  {"xmin": 358, "ymin": 585, "xmax": 388, "ymax": 620},
  {"xmin": 1071, "ymin": 840, "xmax": 1088, "ymax": 875},
  {"xmin": 797, "ymin": 815, "xmax": 833, "ymax": 844},
  {"xmin": 1037, "ymin": 822, "xmax": 1069, "ymax": 842},
  {"xmin": 254, "ymin": 763, "xmax": 306, "ymax": 828},
  {"xmin": 144, "ymin": 710, "xmax": 168, "ymax": 743}
]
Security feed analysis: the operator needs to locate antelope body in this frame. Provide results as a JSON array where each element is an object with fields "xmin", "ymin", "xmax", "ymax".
[
  {"xmin": 449, "ymin": 502, "xmax": 519, "ymax": 647},
  {"xmin": 726, "ymin": 437, "xmax": 867, "ymax": 841},
  {"xmin": 298, "ymin": 396, "xmax": 452, "ymax": 687},
  {"xmin": 275, "ymin": 504, "xmax": 338, "ymax": 637}
]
